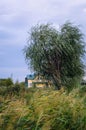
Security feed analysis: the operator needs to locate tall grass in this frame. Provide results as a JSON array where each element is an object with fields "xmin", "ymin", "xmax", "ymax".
[{"xmin": 0, "ymin": 85, "xmax": 86, "ymax": 130}]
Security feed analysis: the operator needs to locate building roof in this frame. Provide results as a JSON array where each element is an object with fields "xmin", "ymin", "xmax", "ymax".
[{"xmin": 26, "ymin": 74, "xmax": 35, "ymax": 80}]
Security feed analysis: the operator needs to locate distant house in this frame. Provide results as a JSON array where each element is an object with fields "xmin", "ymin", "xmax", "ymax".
[{"xmin": 25, "ymin": 74, "xmax": 50, "ymax": 88}]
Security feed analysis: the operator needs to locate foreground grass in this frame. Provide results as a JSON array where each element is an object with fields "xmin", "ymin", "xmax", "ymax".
[{"xmin": 0, "ymin": 86, "xmax": 86, "ymax": 130}]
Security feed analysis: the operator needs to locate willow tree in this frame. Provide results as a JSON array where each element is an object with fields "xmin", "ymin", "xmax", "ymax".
[{"xmin": 24, "ymin": 22, "xmax": 85, "ymax": 89}]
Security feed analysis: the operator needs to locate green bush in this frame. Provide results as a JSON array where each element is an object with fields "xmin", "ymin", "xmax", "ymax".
[{"xmin": 0, "ymin": 78, "xmax": 13, "ymax": 87}]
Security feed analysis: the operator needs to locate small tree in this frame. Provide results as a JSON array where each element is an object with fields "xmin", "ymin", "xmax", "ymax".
[
  {"xmin": 24, "ymin": 22, "xmax": 85, "ymax": 89},
  {"xmin": 6, "ymin": 78, "xmax": 13, "ymax": 86},
  {"xmin": 0, "ymin": 78, "xmax": 13, "ymax": 87}
]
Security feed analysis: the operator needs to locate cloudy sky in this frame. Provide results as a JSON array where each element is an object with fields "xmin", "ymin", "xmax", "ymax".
[{"xmin": 0, "ymin": 0, "xmax": 86, "ymax": 82}]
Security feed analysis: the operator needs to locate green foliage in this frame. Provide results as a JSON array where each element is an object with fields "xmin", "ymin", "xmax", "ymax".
[
  {"xmin": 0, "ymin": 78, "xmax": 13, "ymax": 87},
  {"xmin": 1, "ymin": 115, "xmax": 11, "ymax": 130},
  {"xmin": 0, "ymin": 81, "xmax": 25, "ymax": 97},
  {"xmin": 14, "ymin": 114, "xmax": 37, "ymax": 130},
  {"xmin": 24, "ymin": 22, "xmax": 85, "ymax": 89},
  {"xmin": 79, "ymin": 85, "xmax": 86, "ymax": 97}
]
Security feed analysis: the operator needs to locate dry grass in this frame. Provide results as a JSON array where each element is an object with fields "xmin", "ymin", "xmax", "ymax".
[{"xmin": 0, "ymin": 86, "xmax": 86, "ymax": 130}]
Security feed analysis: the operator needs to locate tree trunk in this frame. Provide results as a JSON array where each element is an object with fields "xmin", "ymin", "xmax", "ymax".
[{"xmin": 52, "ymin": 73, "xmax": 62, "ymax": 90}]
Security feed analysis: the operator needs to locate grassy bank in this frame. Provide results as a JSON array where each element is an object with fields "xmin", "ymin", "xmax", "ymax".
[{"xmin": 0, "ymin": 85, "xmax": 86, "ymax": 130}]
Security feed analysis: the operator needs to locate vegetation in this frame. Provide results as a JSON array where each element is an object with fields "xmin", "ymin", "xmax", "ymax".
[
  {"xmin": 0, "ymin": 22, "xmax": 86, "ymax": 129},
  {"xmin": 0, "ymin": 78, "xmax": 13, "ymax": 87},
  {"xmin": 24, "ymin": 22, "xmax": 85, "ymax": 89},
  {"xmin": 0, "ymin": 83, "xmax": 86, "ymax": 130}
]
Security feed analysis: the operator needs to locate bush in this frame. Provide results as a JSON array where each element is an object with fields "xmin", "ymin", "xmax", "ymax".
[{"xmin": 0, "ymin": 78, "xmax": 13, "ymax": 87}]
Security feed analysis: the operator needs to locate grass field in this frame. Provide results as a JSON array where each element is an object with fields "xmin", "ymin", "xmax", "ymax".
[{"xmin": 0, "ymin": 85, "xmax": 86, "ymax": 130}]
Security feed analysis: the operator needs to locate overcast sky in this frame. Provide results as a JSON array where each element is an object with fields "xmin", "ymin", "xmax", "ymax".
[{"xmin": 0, "ymin": 0, "xmax": 86, "ymax": 82}]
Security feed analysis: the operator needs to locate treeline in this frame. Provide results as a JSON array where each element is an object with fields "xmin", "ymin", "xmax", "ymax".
[
  {"xmin": 0, "ymin": 78, "xmax": 13, "ymax": 86},
  {"xmin": 0, "ymin": 78, "xmax": 25, "ymax": 96}
]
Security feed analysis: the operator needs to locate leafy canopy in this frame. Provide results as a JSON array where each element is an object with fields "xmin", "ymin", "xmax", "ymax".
[{"xmin": 24, "ymin": 22, "xmax": 85, "ymax": 89}]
